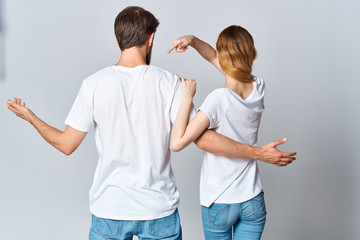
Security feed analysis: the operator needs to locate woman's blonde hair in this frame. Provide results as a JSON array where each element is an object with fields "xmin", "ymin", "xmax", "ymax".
[{"xmin": 216, "ymin": 25, "xmax": 257, "ymax": 83}]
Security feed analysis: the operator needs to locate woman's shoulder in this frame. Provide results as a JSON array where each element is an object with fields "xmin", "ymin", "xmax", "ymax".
[
  {"xmin": 253, "ymin": 76, "xmax": 265, "ymax": 86},
  {"xmin": 253, "ymin": 76, "xmax": 266, "ymax": 95},
  {"xmin": 201, "ymin": 88, "xmax": 227, "ymax": 107},
  {"xmin": 208, "ymin": 88, "xmax": 228, "ymax": 97}
]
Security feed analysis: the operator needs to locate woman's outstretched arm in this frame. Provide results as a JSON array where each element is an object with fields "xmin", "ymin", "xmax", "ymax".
[{"xmin": 167, "ymin": 35, "xmax": 223, "ymax": 73}]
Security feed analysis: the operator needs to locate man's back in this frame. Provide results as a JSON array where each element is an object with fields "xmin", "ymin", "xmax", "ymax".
[{"xmin": 65, "ymin": 65, "xmax": 182, "ymax": 220}]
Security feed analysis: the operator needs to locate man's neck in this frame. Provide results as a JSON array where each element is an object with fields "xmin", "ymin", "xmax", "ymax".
[{"xmin": 115, "ymin": 46, "xmax": 148, "ymax": 68}]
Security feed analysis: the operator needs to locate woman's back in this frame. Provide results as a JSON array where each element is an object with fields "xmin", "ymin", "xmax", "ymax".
[{"xmin": 198, "ymin": 76, "xmax": 265, "ymax": 207}]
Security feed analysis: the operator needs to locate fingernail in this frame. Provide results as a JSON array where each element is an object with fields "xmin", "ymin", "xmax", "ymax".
[{"xmin": 283, "ymin": 138, "xmax": 287, "ymax": 141}]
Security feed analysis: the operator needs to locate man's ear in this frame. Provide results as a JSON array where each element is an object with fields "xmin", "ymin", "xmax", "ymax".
[{"xmin": 147, "ymin": 32, "xmax": 155, "ymax": 47}]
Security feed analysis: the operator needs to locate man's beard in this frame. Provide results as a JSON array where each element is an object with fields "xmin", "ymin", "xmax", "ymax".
[{"xmin": 146, "ymin": 46, "xmax": 153, "ymax": 65}]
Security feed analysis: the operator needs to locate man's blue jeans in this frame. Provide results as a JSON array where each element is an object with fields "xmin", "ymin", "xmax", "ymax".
[
  {"xmin": 89, "ymin": 209, "xmax": 182, "ymax": 240},
  {"xmin": 201, "ymin": 192, "xmax": 267, "ymax": 240}
]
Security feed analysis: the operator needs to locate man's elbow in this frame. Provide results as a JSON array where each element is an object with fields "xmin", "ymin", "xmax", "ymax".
[
  {"xmin": 62, "ymin": 149, "xmax": 73, "ymax": 156},
  {"xmin": 61, "ymin": 146, "xmax": 76, "ymax": 156}
]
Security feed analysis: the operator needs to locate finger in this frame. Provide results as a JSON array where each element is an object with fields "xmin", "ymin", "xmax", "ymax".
[
  {"xmin": 14, "ymin": 98, "xmax": 18, "ymax": 104},
  {"xmin": 22, "ymin": 102, "xmax": 26, "ymax": 107},
  {"xmin": 7, "ymin": 100, "xmax": 15, "ymax": 107},
  {"xmin": 167, "ymin": 43, "xmax": 178, "ymax": 54},
  {"xmin": 18, "ymin": 98, "xmax": 22, "ymax": 105},
  {"xmin": 270, "ymin": 138, "xmax": 287, "ymax": 148},
  {"xmin": 276, "ymin": 162, "xmax": 287, "ymax": 167},
  {"xmin": 280, "ymin": 157, "xmax": 296, "ymax": 161},
  {"xmin": 281, "ymin": 151, "xmax": 297, "ymax": 157},
  {"xmin": 7, "ymin": 104, "xmax": 17, "ymax": 112},
  {"xmin": 176, "ymin": 45, "xmax": 188, "ymax": 52},
  {"xmin": 8, "ymin": 104, "xmax": 19, "ymax": 112}
]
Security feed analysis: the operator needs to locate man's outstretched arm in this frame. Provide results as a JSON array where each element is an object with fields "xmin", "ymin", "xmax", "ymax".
[
  {"xmin": 194, "ymin": 130, "xmax": 296, "ymax": 167},
  {"xmin": 7, "ymin": 98, "xmax": 87, "ymax": 155}
]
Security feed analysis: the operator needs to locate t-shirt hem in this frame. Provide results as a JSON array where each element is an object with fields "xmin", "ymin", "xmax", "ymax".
[
  {"xmin": 197, "ymin": 107, "xmax": 215, "ymax": 129},
  {"xmin": 64, "ymin": 120, "xmax": 89, "ymax": 133},
  {"xmin": 90, "ymin": 207, "xmax": 177, "ymax": 221},
  {"xmin": 200, "ymin": 187, "xmax": 263, "ymax": 207}
]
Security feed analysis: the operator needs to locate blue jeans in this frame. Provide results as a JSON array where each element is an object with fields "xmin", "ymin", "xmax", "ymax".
[
  {"xmin": 89, "ymin": 209, "xmax": 182, "ymax": 240},
  {"xmin": 201, "ymin": 192, "xmax": 267, "ymax": 240}
]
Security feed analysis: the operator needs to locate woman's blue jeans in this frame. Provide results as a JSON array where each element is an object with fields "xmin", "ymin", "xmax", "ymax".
[
  {"xmin": 201, "ymin": 192, "xmax": 267, "ymax": 240},
  {"xmin": 89, "ymin": 209, "xmax": 182, "ymax": 240}
]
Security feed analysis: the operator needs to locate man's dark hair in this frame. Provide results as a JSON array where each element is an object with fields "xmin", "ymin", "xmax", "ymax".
[{"xmin": 114, "ymin": 6, "xmax": 159, "ymax": 51}]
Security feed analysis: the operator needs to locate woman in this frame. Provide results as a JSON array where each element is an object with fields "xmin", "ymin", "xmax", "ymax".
[{"xmin": 168, "ymin": 26, "xmax": 267, "ymax": 240}]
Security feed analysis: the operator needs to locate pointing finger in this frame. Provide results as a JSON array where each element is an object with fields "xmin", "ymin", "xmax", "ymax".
[{"xmin": 167, "ymin": 43, "xmax": 177, "ymax": 54}]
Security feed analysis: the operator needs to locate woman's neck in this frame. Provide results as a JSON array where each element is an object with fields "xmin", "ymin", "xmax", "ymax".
[{"xmin": 224, "ymin": 74, "xmax": 254, "ymax": 100}]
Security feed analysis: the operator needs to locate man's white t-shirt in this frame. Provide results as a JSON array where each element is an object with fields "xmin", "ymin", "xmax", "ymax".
[
  {"xmin": 65, "ymin": 65, "xmax": 194, "ymax": 220},
  {"xmin": 198, "ymin": 77, "xmax": 265, "ymax": 207}
]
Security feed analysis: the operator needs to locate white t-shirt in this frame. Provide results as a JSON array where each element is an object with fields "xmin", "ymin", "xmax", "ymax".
[
  {"xmin": 198, "ymin": 77, "xmax": 265, "ymax": 207},
  {"xmin": 65, "ymin": 65, "xmax": 194, "ymax": 220}
]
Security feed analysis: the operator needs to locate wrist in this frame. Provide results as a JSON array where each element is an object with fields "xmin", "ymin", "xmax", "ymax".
[
  {"xmin": 189, "ymin": 35, "xmax": 197, "ymax": 47},
  {"xmin": 181, "ymin": 95, "xmax": 194, "ymax": 102},
  {"xmin": 27, "ymin": 110, "xmax": 37, "ymax": 125},
  {"xmin": 251, "ymin": 146, "xmax": 264, "ymax": 161}
]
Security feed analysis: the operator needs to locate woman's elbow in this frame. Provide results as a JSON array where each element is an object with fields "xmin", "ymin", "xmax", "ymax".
[{"xmin": 170, "ymin": 142, "xmax": 184, "ymax": 152}]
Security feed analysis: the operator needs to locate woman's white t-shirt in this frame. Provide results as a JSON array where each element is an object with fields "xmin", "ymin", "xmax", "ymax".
[
  {"xmin": 198, "ymin": 77, "xmax": 265, "ymax": 207},
  {"xmin": 65, "ymin": 65, "xmax": 194, "ymax": 220}
]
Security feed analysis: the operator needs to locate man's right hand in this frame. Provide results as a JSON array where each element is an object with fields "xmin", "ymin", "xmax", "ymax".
[
  {"xmin": 257, "ymin": 138, "xmax": 297, "ymax": 167},
  {"xmin": 195, "ymin": 130, "xmax": 297, "ymax": 167}
]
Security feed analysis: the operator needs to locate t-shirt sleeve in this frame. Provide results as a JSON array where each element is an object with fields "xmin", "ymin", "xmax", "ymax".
[
  {"xmin": 198, "ymin": 92, "xmax": 223, "ymax": 129},
  {"xmin": 64, "ymin": 81, "xmax": 94, "ymax": 132},
  {"xmin": 170, "ymin": 76, "xmax": 196, "ymax": 124}
]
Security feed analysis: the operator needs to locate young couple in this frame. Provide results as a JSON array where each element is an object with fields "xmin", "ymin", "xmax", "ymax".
[{"xmin": 7, "ymin": 6, "xmax": 296, "ymax": 240}]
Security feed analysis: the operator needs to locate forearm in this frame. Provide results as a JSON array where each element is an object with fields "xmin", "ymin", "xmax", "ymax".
[
  {"xmin": 194, "ymin": 130, "xmax": 262, "ymax": 160},
  {"xmin": 28, "ymin": 112, "xmax": 69, "ymax": 154},
  {"xmin": 190, "ymin": 36, "xmax": 217, "ymax": 63},
  {"xmin": 7, "ymin": 98, "xmax": 86, "ymax": 155},
  {"xmin": 170, "ymin": 97, "xmax": 193, "ymax": 151}
]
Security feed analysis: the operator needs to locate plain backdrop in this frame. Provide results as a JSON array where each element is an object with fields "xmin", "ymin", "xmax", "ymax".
[{"xmin": 1, "ymin": 0, "xmax": 359, "ymax": 239}]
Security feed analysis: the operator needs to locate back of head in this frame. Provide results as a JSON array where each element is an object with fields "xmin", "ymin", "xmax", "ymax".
[
  {"xmin": 216, "ymin": 25, "xmax": 257, "ymax": 83},
  {"xmin": 114, "ymin": 6, "xmax": 159, "ymax": 51}
]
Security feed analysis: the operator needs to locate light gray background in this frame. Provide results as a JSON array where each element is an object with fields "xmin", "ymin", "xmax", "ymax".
[{"xmin": 1, "ymin": 0, "xmax": 359, "ymax": 239}]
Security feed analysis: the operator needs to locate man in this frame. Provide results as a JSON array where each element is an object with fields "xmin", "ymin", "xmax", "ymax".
[{"xmin": 7, "ymin": 6, "xmax": 296, "ymax": 240}]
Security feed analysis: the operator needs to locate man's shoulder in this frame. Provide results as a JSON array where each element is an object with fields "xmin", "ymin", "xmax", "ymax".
[
  {"xmin": 146, "ymin": 65, "xmax": 178, "ymax": 80},
  {"xmin": 83, "ymin": 66, "xmax": 115, "ymax": 82}
]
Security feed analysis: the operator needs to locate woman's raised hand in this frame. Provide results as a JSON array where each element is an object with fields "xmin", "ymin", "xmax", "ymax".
[
  {"xmin": 180, "ymin": 77, "xmax": 196, "ymax": 98},
  {"xmin": 167, "ymin": 35, "xmax": 194, "ymax": 54}
]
